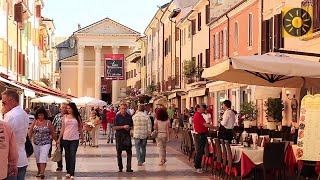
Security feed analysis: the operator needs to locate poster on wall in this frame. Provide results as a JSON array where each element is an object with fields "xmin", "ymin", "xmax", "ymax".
[
  {"xmin": 296, "ymin": 94, "xmax": 320, "ymax": 161},
  {"xmin": 104, "ymin": 54, "xmax": 125, "ymax": 80}
]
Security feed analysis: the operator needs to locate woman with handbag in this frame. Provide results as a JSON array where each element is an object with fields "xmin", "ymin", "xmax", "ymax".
[
  {"xmin": 88, "ymin": 110, "xmax": 101, "ymax": 147},
  {"xmin": 154, "ymin": 108, "xmax": 170, "ymax": 166},
  {"xmin": 28, "ymin": 108, "xmax": 56, "ymax": 179}
]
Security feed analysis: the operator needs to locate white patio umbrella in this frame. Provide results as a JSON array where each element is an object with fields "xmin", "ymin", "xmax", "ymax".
[
  {"xmin": 202, "ymin": 53, "xmax": 320, "ymax": 88},
  {"xmin": 31, "ymin": 95, "xmax": 67, "ymax": 104},
  {"xmin": 71, "ymin": 96, "xmax": 107, "ymax": 107}
]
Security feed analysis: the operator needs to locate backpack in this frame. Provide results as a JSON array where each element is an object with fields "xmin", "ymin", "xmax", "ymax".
[{"xmin": 25, "ymin": 135, "xmax": 33, "ymax": 157}]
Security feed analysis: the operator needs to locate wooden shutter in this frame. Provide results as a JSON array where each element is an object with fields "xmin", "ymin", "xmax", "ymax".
[
  {"xmin": 14, "ymin": 3, "xmax": 23, "ymax": 22},
  {"xmin": 192, "ymin": 20, "xmax": 196, "ymax": 35},
  {"xmin": 18, "ymin": 52, "xmax": 22, "ymax": 74},
  {"xmin": 313, "ymin": 0, "xmax": 320, "ymax": 32},
  {"xmin": 175, "ymin": 27, "xmax": 179, "ymax": 41},
  {"xmin": 205, "ymin": 49, "xmax": 210, "ymax": 68},
  {"xmin": 36, "ymin": 5, "xmax": 41, "ymax": 18},
  {"xmin": 268, "ymin": 17, "xmax": 273, "ymax": 52},
  {"xmin": 261, "ymin": 20, "xmax": 268, "ymax": 54},
  {"xmin": 274, "ymin": 13, "xmax": 284, "ymax": 50},
  {"xmin": 206, "ymin": 5, "xmax": 210, "ymax": 24},
  {"xmin": 198, "ymin": 12, "xmax": 202, "ymax": 31}
]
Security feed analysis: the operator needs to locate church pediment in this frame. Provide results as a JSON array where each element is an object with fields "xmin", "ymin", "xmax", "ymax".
[{"xmin": 75, "ymin": 18, "xmax": 140, "ymax": 35}]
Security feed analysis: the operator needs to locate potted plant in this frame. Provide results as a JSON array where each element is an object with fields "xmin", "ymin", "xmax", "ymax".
[
  {"xmin": 264, "ymin": 98, "xmax": 284, "ymax": 130},
  {"xmin": 240, "ymin": 102, "xmax": 258, "ymax": 128},
  {"xmin": 183, "ymin": 60, "xmax": 196, "ymax": 82}
]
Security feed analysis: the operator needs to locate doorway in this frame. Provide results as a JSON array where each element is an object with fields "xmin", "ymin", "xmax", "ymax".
[{"xmin": 101, "ymin": 93, "xmax": 111, "ymax": 104}]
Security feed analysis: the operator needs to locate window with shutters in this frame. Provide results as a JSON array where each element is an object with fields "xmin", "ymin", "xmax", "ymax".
[
  {"xmin": 248, "ymin": 13, "xmax": 253, "ymax": 47},
  {"xmin": 261, "ymin": 20, "xmax": 269, "ymax": 54},
  {"xmin": 192, "ymin": 20, "xmax": 196, "ymax": 35},
  {"xmin": 8, "ymin": 46, "xmax": 12, "ymax": 70},
  {"xmin": 214, "ymin": 32, "xmax": 220, "ymax": 60},
  {"xmin": 198, "ymin": 12, "xmax": 202, "ymax": 31},
  {"xmin": 274, "ymin": 13, "xmax": 284, "ymax": 49},
  {"xmin": 199, "ymin": 53, "xmax": 203, "ymax": 68},
  {"xmin": 234, "ymin": 22, "xmax": 239, "ymax": 52},
  {"xmin": 188, "ymin": 25, "xmax": 191, "ymax": 38},
  {"xmin": 206, "ymin": 4, "xmax": 210, "ymax": 24},
  {"xmin": 134, "ymin": 69, "xmax": 136, "ymax": 77},
  {"xmin": 268, "ymin": 17, "xmax": 273, "ymax": 52},
  {"xmin": 223, "ymin": 28, "xmax": 227, "ymax": 57}
]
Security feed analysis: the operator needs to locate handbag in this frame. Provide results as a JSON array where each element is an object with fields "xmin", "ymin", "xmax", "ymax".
[
  {"xmin": 25, "ymin": 135, "xmax": 33, "ymax": 158},
  {"xmin": 150, "ymin": 130, "xmax": 158, "ymax": 138},
  {"xmin": 51, "ymin": 146, "xmax": 62, "ymax": 162}
]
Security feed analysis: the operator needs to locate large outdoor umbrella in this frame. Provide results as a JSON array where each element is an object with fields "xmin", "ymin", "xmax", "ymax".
[
  {"xmin": 71, "ymin": 96, "xmax": 107, "ymax": 107},
  {"xmin": 31, "ymin": 95, "xmax": 68, "ymax": 104},
  {"xmin": 202, "ymin": 54, "xmax": 320, "ymax": 88}
]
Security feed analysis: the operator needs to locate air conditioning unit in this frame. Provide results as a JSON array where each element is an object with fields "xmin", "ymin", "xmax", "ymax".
[{"xmin": 216, "ymin": 0, "xmax": 223, "ymax": 5}]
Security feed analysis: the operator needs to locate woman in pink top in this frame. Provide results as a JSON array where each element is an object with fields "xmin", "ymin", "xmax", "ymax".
[{"xmin": 57, "ymin": 103, "xmax": 84, "ymax": 179}]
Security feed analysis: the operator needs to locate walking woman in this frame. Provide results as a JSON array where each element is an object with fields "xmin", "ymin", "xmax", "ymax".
[
  {"xmin": 28, "ymin": 108, "xmax": 56, "ymax": 179},
  {"xmin": 57, "ymin": 103, "xmax": 84, "ymax": 179},
  {"xmin": 154, "ymin": 108, "xmax": 170, "ymax": 166},
  {"xmin": 172, "ymin": 109, "xmax": 180, "ymax": 138},
  {"xmin": 87, "ymin": 109, "xmax": 101, "ymax": 147}
]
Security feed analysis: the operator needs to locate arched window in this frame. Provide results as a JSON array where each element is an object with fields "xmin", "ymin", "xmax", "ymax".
[
  {"xmin": 223, "ymin": 28, "xmax": 227, "ymax": 57},
  {"xmin": 248, "ymin": 14, "xmax": 253, "ymax": 47},
  {"xmin": 234, "ymin": 22, "xmax": 239, "ymax": 52}
]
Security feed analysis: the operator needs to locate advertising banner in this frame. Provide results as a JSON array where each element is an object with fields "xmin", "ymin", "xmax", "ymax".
[{"xmin": 104, "ymin": 54, "xmax": 125, "ymax": 80}]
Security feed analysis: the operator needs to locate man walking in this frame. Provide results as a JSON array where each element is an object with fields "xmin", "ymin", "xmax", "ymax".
[
  {"xmin": 2, "ymin": 89, "xmax": 29, "ymax": 180},
  {"xmin": 0, "ymin": 120, "xmax": 18, "ymax": 180},
  {"xmin": 193, "ymin": 104, "xmax": 214, "ymax": 173},
  {"xmin": 113, "ymin": 104, "xmax": 133, "ymax": 172},
  {"xmin": 106, "ymin": 107, "xmax": 116, "ymax": 143},
  {"xmin": 52, "ymin": 102, "xmax": 67, "ymax": 171},
  {"xmin": 132, "ymin": 105, "xmax": 151, "ymax": 166}
]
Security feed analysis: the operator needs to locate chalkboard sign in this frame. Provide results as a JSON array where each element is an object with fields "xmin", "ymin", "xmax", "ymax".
[{"xmin": 104, "ymin": 54, "xmax": 125, "ymax": 80}]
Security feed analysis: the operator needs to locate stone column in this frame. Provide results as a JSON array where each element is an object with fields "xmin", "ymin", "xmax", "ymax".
[
  {"xmin": 78, "ymin": 46, "xmax": 85, "ymax": 97},
  {"xmin": 112, "ymin": 46, "xmax": 119, "ymax": 104},
  {"xmin": 94, "ymin": 45, "xmax": 102, "ymax": 99}
]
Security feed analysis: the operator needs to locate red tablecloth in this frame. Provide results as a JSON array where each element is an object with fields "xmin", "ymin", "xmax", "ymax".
[{"xmin": 241, "ymin": 152, "xmax": 256, "ymax": 177}]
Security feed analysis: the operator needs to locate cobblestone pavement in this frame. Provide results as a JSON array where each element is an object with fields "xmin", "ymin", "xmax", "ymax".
[{"xmin": 25, "ymin": 131, "xmax": 216, "ymax": 180}]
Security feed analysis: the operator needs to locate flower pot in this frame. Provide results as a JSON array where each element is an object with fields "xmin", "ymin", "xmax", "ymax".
[
  {"xmin": 267, "ymin": 121, "xmax": 277, "ymax": 130},
  {"xmin": 244, "ymin": 121, "xmax": 250, "ymax": 128}
]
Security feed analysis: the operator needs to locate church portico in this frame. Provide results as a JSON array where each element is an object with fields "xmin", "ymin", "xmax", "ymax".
[{"xmin": 59, "ymin": 18, "xmax": 140, "ymax": 103}]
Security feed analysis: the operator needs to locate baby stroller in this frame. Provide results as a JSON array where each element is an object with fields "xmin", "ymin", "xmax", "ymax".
[{"xmin": 82, "ymin": 123, "xmax": 93, "ymax": 147}]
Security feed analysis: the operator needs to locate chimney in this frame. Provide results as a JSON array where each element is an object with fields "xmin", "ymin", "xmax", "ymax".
[{"xmin": 77, "ymin": 23, "xmax": 81, "ymax": 30}]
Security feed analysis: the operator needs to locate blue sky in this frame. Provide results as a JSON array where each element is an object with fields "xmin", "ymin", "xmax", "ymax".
[{"xmin": 43, "ymin": 0, "xmax": 170, "ymax": 37}]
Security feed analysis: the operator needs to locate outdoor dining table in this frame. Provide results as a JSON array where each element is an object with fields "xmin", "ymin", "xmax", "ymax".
[{"xmin": 229, "ymin": 144, "xmax": 264, "ymax": 177}]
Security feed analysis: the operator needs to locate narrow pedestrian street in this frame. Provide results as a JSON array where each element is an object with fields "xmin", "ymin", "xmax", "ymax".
[{"xmin": 26, "ymin": 131, "xmax": 214, "ymax": 179}]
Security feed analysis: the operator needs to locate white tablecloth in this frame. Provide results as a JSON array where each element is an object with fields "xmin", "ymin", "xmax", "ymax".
[{"xmin": 230, "ymin": 145, "xmax": 264, "ymax": 165}]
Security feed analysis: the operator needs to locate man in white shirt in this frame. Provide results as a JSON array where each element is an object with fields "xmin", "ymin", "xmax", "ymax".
[
  {"xmin": 2, "ymin": 89, "xmax": 29, "ymax": 180},
  {"xmin": 219, "ymin": 100, "xmax": 236, "ymax": 142},
  {"xmin": 201, "ymin": 105, "xmax": 212, "ymax": 124}
]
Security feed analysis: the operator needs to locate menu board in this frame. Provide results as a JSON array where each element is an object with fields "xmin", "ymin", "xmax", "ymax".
[
  {"xmin": 104, "ymin": 54, "xmax": 125, "ymax": 80},
  {"xmin": 296, "ymin": 94, "xmax": 320, "ymax": 161}
]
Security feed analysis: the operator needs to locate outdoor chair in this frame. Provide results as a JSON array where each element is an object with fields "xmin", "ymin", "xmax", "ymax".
[
  {"xmin": 225, "ymin": 140, "xmax": 241, "ymax": 180},
  {"xmin": 262, "ymin": 142, "xmax": 286, "ymax": 180},
  {"xmin": 212, "ymin": 138, "xmax": 222, "ymax": 176},
  {"xmin": 220, "ymin": 139, "xmax": 228, "ymax": 179}
]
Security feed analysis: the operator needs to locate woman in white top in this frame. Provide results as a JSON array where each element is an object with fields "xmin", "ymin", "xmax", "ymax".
[
  {"xmin": 202, "ymin": 108, "xmax": 212, "ymax": 124},
  {"xmin": 57, "ymin": 103, "xmax": 84, "ymax": 179}
]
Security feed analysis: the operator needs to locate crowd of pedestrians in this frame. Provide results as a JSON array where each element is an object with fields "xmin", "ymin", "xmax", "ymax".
[{"xmin": 1, "ymin": 88, "xmax": 223, "ymax": 179}]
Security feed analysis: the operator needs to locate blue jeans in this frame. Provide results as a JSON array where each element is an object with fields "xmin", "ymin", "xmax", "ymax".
[
  {"xmin": 134, "ymin": 138, "xmax": 147, "ymax": 164},
  {"xmin": 107, "ymin": 123, "xmax": 114, "ymax": 142},
  {"xmin": 6, "ymin": 165, "xmax": 27, "ymax": 180},
  {"xmin": 63, "ymin": 140, "xmax": 79, "ymax": 176}
]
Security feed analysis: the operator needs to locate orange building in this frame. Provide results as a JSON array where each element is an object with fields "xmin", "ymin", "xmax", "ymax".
[{"xmin": 207, "ymin": 0, "xmax": 260, "ymax": 125}]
